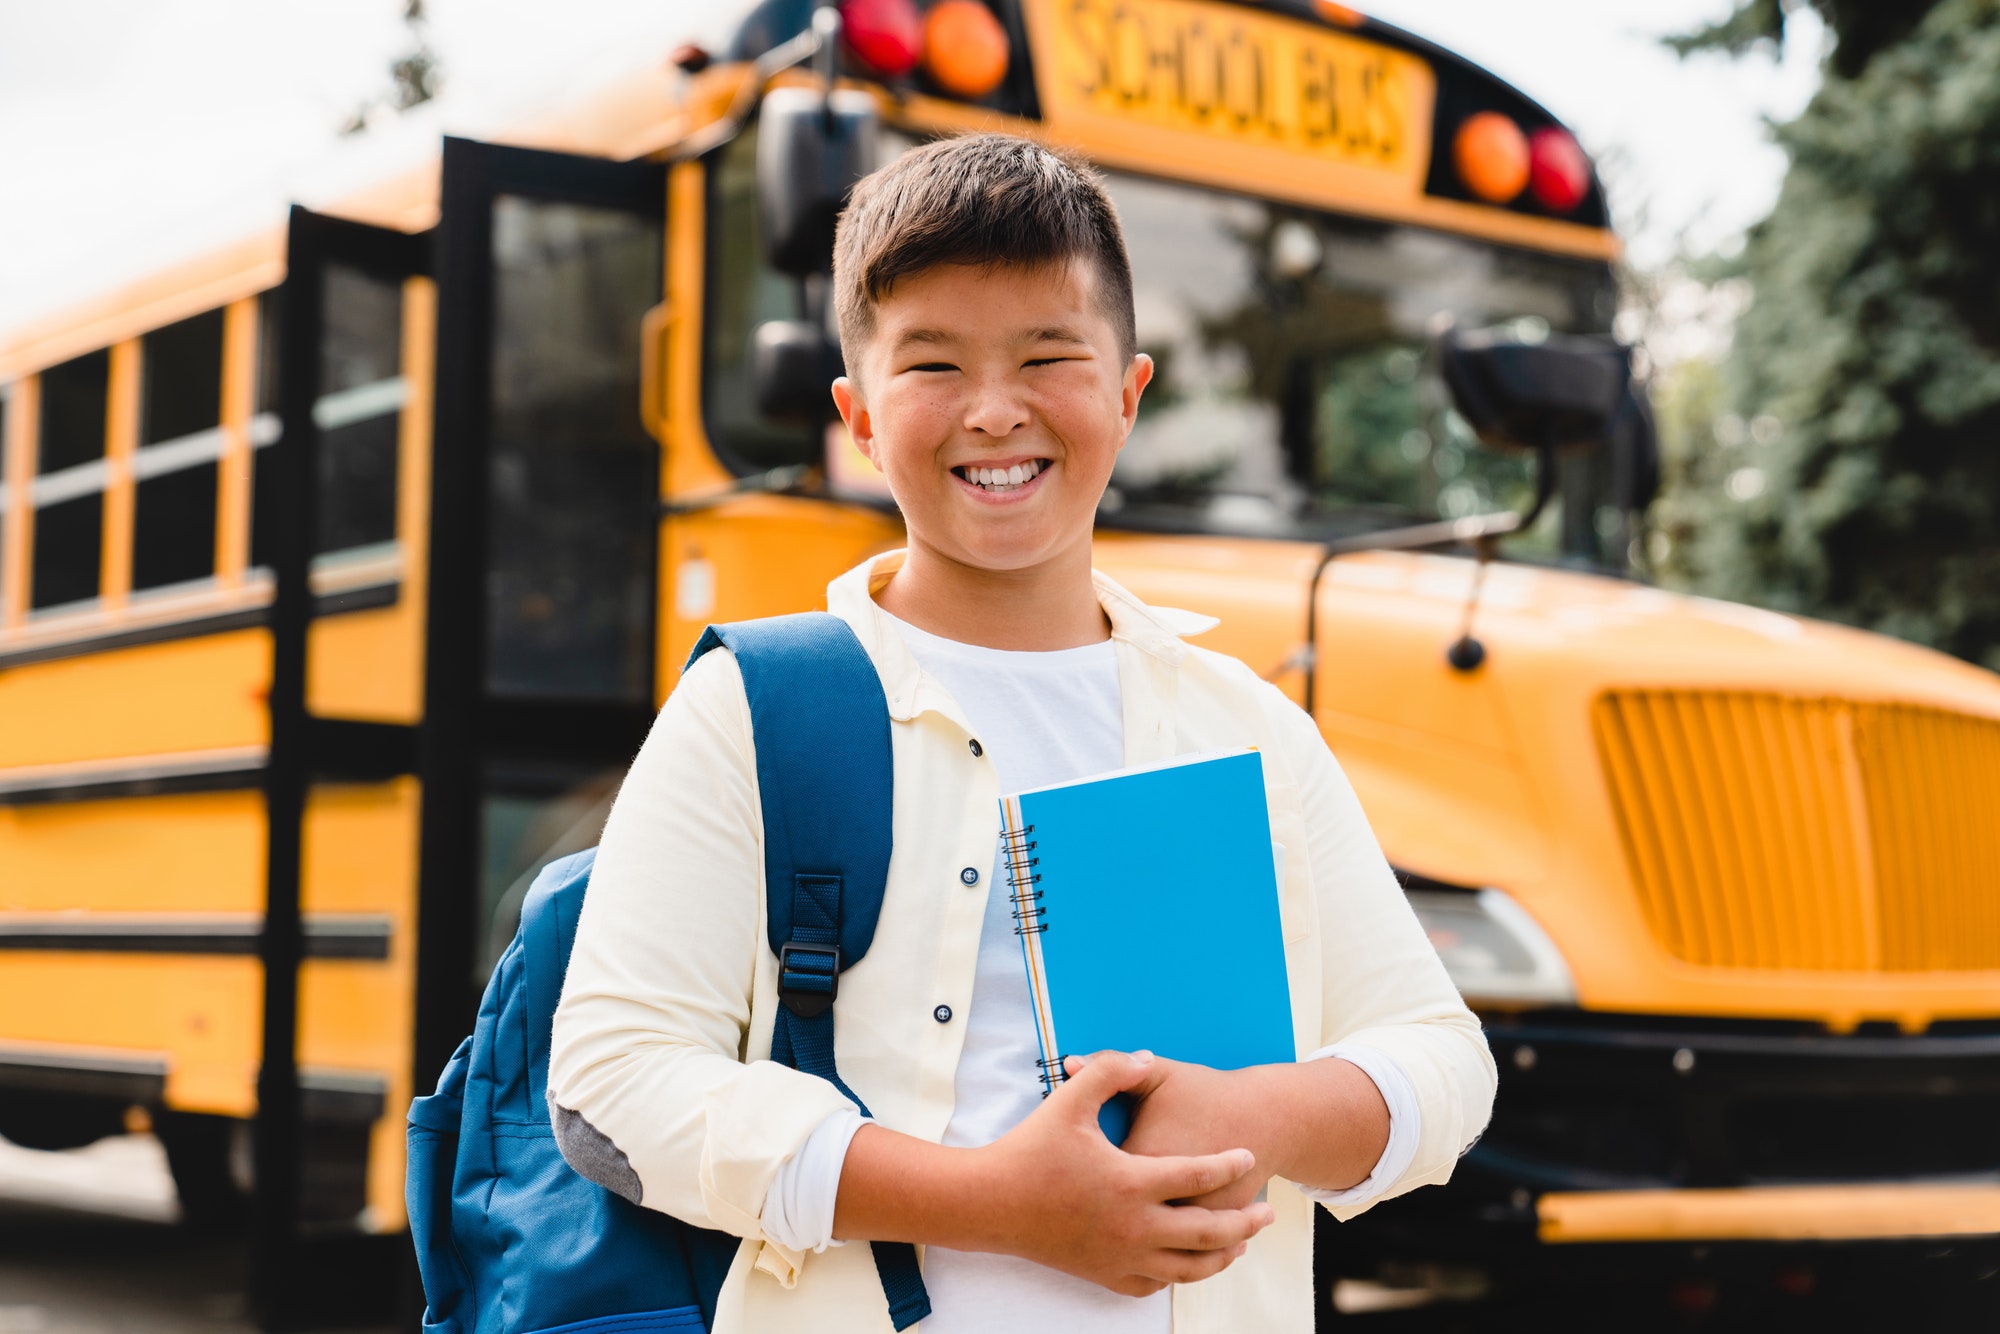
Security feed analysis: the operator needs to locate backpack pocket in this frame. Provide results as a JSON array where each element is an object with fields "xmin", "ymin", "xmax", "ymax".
[{"xmin": 408, "ymin": 1036, "xmax": 475, "ymax": 1331}]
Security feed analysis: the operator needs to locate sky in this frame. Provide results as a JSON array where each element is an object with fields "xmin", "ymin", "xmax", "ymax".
[{"xmin": 0, "ymin": 0, "xmax": 1824, "ymax": 337}]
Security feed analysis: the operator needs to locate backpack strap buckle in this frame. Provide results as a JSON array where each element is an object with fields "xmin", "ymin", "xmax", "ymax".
[{"xmin": 777, "ymin": 942, "xmax": 840, "ymax": 1018}]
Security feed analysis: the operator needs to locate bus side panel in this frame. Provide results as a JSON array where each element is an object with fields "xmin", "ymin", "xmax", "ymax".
[
  {"xmin": 657, "ymin": 497, "xmax": 904, "ymax": 695},
  {"xmin": 0, "ymin": 953, "xmax": 262, "ymax": 1117},
  {"xmin": 0, "ymin": 788, "xmax": 265, "ymax": 914},
  {"xmin": 0, "ymin": 789, "xmax": 266, "ymax": 1115},
  {"xmin": 0, "ymin": 628, "xmax": 269, "ymax": 769},
  {"xmin": 297, "ymin": 775, "xmax": 419, "ymax": 1232},
  {"xmin": 306, "ymin": 604, "xmax": 424, "ymax": 725}
]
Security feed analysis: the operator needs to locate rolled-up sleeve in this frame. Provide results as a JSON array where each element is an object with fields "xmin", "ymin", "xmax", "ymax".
[
  {"xmin": 548, "ymin": 650, "xmax": 856, "ymax": 1240},
  {"xmin": 1269, "ymin": 695, "xmax": 1497, "ymax": 1218}
]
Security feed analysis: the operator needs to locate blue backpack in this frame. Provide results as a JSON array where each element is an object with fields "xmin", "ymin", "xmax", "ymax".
[{"xmin": 407, "ymin": 614, "xmax": 932, "ymax": 1333}]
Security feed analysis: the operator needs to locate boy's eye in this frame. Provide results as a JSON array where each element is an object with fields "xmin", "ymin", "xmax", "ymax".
[{"xmin": 907, "ymin": 361, "xmax": 958, "ymax": 373}]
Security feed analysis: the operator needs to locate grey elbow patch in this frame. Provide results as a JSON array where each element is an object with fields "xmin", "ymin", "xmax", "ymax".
[{"xmin": 551, "ymin": 1100, "xmax": 645, "ymax": 1205}]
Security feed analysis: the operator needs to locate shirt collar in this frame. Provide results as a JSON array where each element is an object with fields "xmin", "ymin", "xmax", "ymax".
[{"xmin": 825, "ymin": 549, "xmax": 1219, "ymax": 723}]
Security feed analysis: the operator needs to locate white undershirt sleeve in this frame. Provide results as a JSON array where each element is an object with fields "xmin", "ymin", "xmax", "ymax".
[
  {"xmin": 759, "ymin": 1106, "xmax": 868, "ymax": 1254},
  {"xmin": 1292, "ymin": 1044, "xmax": 1421, "ymax": 1208}
]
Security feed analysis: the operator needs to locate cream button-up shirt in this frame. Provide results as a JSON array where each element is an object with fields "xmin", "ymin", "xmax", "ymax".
[{"xmin": 549, "ymin": 552, "xmax": 1496, "ymax": 1333}]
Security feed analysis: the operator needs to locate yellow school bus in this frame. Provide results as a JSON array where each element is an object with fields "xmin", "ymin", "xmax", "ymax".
[{"xmin": 1, "ymin": 0, "xmax": 1996, "ymax": 1319}]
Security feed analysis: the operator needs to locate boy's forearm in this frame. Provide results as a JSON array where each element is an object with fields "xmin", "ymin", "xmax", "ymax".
[
  {"xmin": 831, "ymin": 1123, "xmax": 1000, "ymax": 1252},
  {"xmin": 1245, "ymin": 1058, "xmax": 1390, "ymax": 1192}
]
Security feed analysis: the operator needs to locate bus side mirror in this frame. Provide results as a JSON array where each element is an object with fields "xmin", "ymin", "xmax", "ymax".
[
  {"xmin": 757, "ymin": 86, "xmax": 879, "ymax": 276},
  {"xmin": 751, "ymin": 319, "xmax": 844, "ymax": 422},
  {"xmin": 1439, "ymin": 329, "xmax": 1630, "ymax": 453},
  {"xmin": 1609, "ymin": 385, "xmax": 1660, "ymax": 513}
]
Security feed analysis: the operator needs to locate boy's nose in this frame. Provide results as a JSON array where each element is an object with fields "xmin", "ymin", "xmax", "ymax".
[{"xmin": 962, "ymin": 383, "xmax": 1030, "ymax": 437}]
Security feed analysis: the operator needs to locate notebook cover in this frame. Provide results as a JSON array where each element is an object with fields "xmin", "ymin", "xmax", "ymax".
[{"xmin": 1001, "ymin": 748, "xmax": 1296, "ymax": 1143}]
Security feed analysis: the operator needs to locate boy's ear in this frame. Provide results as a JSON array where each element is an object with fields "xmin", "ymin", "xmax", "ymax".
[
  {"xmin": 1118, "ymin": 353, "xmax": 1155, "ymax": 446},
  {"xmin": 831, "ymin": 376, "xmax": 882, "ymax": 469}
]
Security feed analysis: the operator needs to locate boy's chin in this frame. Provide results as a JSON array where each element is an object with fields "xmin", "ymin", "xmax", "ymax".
[{"xmin": 932, "ymin": 526, "xmax": 1078, "ymax": 575}]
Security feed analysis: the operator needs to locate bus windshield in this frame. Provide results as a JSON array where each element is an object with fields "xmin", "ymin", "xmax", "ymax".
[
  {"xmin": 1106, "ymin": 171, "xmax": 1618, "ymax": 546},
  {"xmin": 704, "ymin": 132, "xmax": 1620, "ymax": 553}
]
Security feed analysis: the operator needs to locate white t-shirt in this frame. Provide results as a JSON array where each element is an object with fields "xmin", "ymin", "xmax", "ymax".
[{"xmin": 760, "ymin": 612, "xmax": 1420, "ymax": 1333}]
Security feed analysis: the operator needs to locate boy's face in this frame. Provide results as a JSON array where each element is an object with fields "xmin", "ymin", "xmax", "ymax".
[{"xmin": 832, "ymin": 261, "xmax": 1151, "ymax": 577}]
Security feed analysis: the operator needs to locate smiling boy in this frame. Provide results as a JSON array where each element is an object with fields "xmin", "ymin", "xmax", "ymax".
[{"xmin": 549, "ymin": 134, "xmax": 1495, "ymax": 1333}]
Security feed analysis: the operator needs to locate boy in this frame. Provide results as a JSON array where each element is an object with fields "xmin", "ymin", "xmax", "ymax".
[{"xmin": 549, "ymin": 134, "xmax": 1495, "ymax": 1332}]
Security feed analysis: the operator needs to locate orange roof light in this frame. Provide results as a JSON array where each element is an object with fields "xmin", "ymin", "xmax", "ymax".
[
  {"xmin": 1312, "ymin": 1, "xmax": 1367, "ymax": 27},
  {"xmin": 1453, "ymin": 111, "xmax": 1530, "ymax": 204},
  {"xmin": 922, "ymin": 0, "xmax": 1010, "ymax": 99}
]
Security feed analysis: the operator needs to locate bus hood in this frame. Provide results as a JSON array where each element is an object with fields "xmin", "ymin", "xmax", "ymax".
[{"xmin": 1309, "ymin": 549, "xmax": 2000, "ymax": 1026}]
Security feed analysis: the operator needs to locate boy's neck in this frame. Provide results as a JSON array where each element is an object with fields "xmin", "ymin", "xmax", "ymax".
[{"xmin": 874, "ymin": 539, "xmax": 1110, "ymax": 651}]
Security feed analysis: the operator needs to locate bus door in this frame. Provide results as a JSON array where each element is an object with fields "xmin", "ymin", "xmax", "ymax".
[
  {"xmin": 256, "ymin": 205, "xmax": 431, "ymax": 1320},
  {"xmin": 415, "ymin": 137, "xmax": 667, "ymax": 1124}
]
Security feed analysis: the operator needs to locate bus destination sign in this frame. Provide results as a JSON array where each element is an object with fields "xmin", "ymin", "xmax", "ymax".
[{"xmin": 1027, "ymin": 0, "xmax": 1436, "ymax": 205}]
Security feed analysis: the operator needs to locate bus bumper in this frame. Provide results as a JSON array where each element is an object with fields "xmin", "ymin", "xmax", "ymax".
[{"xmin": 1327, "ymin": 1013, "xmax": 2000, "ymax": 1273}]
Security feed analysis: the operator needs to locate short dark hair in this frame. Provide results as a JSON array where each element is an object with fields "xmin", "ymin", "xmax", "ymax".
[{"xmin": 832, "ymin": 133, "xmax": 1137, "ymax": 371}]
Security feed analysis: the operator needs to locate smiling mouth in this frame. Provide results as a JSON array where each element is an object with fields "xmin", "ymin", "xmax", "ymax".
[{"xmin": 952, "ymin": 459, "xmax": 1050, "ymax": 494}]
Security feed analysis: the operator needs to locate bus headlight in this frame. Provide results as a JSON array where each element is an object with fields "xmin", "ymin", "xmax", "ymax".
[{"xmin": 1406, "ymin": 886, "xmax": 1575, "ymax": 1006}]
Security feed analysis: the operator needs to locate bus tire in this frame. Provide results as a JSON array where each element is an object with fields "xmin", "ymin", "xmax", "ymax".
[
  {"xmin": 154, "ymin": 1110, "xmax": 250, "ymax": 1231},
  {"xmin": 0, "ymin": 1090, "xmax": 127, "ymax": 1152}
]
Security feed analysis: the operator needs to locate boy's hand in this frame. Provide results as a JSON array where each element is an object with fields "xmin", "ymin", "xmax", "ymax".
[
  {"xmin": 834, "ymin": 1049, "xmax": 1276, "ymax": 1297},
  {"xmin": 975, "ymin": 1050, "xmax": 1276, "ymax": 1295},
  {"xmin": 1085, "ymin": 1055, "xmax": 1274, "ymax": 1209},
  {"xmin": 1096, "ymin": 1053, "xmax": 1393, "ymax": 1207}
]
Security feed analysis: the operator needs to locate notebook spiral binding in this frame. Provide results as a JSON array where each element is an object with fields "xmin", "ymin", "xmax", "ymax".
[{"xmin": 1001, "ymin": 827, "xmax": 1048, "ymax": 938}]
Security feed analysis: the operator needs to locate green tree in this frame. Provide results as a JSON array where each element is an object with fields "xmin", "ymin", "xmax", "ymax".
[
  {"xmin": 1658, "ymin": 0, "xmax": 2000, "ymax": 667},
  {"xmin": 343, "ymin": 1, "xmax": 441, "ymax": 135}
]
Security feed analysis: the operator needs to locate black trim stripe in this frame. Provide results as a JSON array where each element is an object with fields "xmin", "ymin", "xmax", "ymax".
[
  {"xmin": 0, "ymin": 717, "xmax": 416, "ymax": 806},
  {"xmin": 0, "ymin": 583, "xmax": 398, "ymax": 673},
  {"xmin": 0, "ymin": 749, "xmax": 268, "ymax": 806},
  {"xmin": 297, "ymin": 1071, "xmax": 389, "ymax": 1123},
  {"xmin": 0, "ymin": 914, "xmax": 392, "ymax": 960},
  {"xmin": 0, "ymin": 1048, "xmax": 167, "ymax": 1103},
  {"xmin": 0, "ymin": 1050, "xmax": 387, "ymax": 1122}
]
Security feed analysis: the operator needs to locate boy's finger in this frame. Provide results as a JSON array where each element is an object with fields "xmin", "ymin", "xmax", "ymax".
[
  {"xmin": 1051, "ymin": 1049, "xmax": 1154, "ymax": 1111},
  {"xmin": 1141, "ymin": 1147, "xmax": 1256, "ymax": 1201},
  {"xmin": 1150, "ymin": 1242, "xmax": 1249, "ymax": 1286},
  {"xmin": 1149, "ymin": 1201, "xmax": 1275, "ymax": 1254}
]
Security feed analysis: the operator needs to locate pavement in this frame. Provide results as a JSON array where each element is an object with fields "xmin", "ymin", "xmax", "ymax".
[{"xmin": 0, "ymin": 1136, "xmax": 389, "ymax": 1334}]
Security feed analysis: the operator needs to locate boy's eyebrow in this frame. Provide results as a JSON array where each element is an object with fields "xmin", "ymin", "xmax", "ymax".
[
  {"xmin": 890, "ymin": 327, "xmax": 956, "ymax": 354},
  {"xmin": 887, "ymin": 324, "xmax": 1094, "ymax": 355}
]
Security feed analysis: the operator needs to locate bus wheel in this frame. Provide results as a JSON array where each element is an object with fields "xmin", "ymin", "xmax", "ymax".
[
  {"xmin": 0, "ymin": 1091, "xmax": 127, "ymax": 1152},
  {"xmin": 154, "ymin": 1111, "xmax": 250, "ymax": 1231}
]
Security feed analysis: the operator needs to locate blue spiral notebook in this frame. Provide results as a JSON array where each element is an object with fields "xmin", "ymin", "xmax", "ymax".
[{"xmin": 998, "ymin": 748, "xmax": 1296, "ymax": 1143}]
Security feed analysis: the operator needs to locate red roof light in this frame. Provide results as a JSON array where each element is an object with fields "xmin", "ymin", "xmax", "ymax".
[
  {"xmin": 840, "ymin": 0, "xmax": 923, "ymax": 78},
  {"xmin": 1528, "ymin": 128, "xmax": 1590, "ymax": 214}
]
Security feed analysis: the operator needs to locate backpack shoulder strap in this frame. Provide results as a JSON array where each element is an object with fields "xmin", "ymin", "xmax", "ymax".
[
  {"xmin": 688, "ymin": 612, "xmax": 892, "ymax": 983},
  {"xmin": 686, "ymin": 612, "xmax": 929, "ymax": 1332}
]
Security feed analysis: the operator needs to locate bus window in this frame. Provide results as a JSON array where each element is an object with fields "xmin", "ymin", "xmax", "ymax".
[
  {"xmin": 316, "ymin": 265, "xmax": 403, "ymax": 556},
  {"xmin": 132, "ymin": 309, "xmax": 226, "ymax": 592},
  {"xmin": 30, "ymin": 349, "xmax": 110, "ymax": 611},
  {"xmin": 475, "ymin": 773, "xmax": 618, "ymax": 985},
  {"xmin": 701, "ymin": 127, "xmax": 820, "ymax": 474},
  {"xmin": 485, "ymin": 194, "xmax": 661, "ymax": 702}
]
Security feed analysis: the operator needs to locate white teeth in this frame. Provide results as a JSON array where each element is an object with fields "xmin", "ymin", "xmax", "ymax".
[{"xmin": 961, "ymin": 460, "xmax": 1045, "ymax": 491}]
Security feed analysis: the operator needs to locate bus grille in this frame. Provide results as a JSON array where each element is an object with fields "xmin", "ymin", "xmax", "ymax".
[{"xmin": 1593, "ymin": 691, "xmax": 2000, "ymax": 971}]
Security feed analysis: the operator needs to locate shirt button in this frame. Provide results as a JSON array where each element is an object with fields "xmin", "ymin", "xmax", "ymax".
[
  {"xmin": 959, "ymin": 866, "xmax": 980, "ymax": 886},
  {"xmin": 933, "ymin": 1004, "xmax": 953, "ymax": 1024},
  {"xmin": 968, "ymin": 738, "xmax": 983, "ymax": 757}
]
